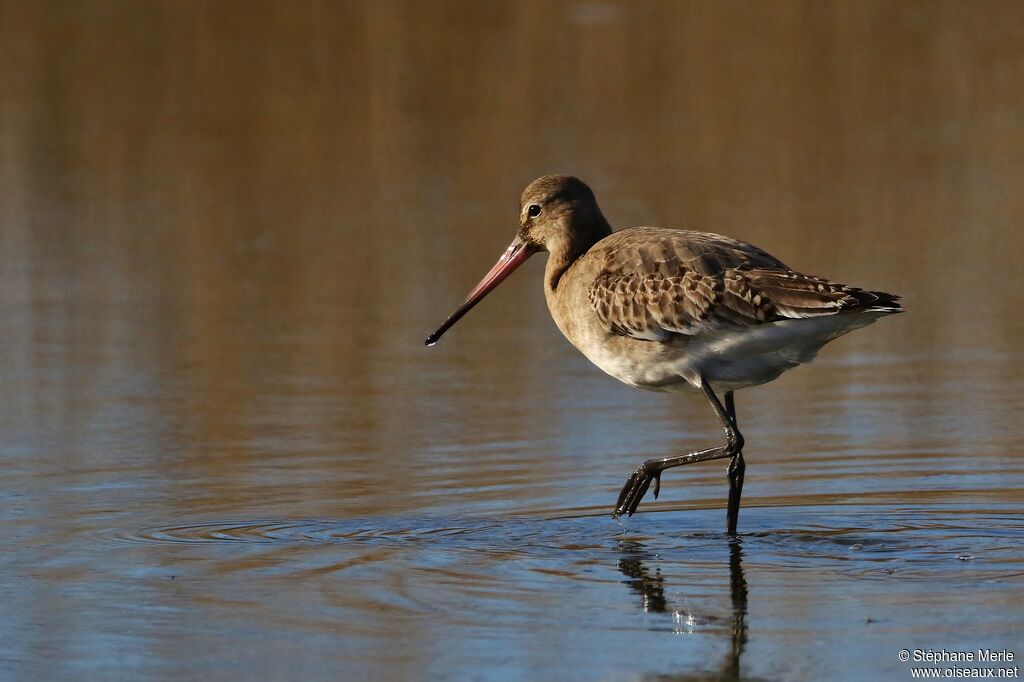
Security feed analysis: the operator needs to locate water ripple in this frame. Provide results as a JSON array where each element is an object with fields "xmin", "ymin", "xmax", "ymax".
[{"xmin": 107, "ymin": 502, "xmax": 1024, "ymax": 585}]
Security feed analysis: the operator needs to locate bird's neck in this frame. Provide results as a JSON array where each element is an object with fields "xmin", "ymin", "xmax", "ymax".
[{"xmin": 544, "ymin": 213, "xmax": 612, "ymax": 292}]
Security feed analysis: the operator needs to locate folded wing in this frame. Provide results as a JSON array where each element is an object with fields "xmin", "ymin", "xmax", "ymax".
[{"xmin": 586, "ymin": 229, "xmax": 902, "ymax": 342}]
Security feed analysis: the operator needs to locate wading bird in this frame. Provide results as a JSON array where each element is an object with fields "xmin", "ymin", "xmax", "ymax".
[{"xmin": 426, "ymin": 175, "xmax": 901, "ymax": 533}]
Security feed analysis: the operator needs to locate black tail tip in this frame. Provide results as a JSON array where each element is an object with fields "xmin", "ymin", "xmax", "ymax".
[{"xmin": 856, "ymin": 289, "xmax": 903, "ymax": 313}]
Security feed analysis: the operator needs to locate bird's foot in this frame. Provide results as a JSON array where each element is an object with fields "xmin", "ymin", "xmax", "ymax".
[{"xmin": 613, "ymin": 462, "xmax": 662, "ymax": 518}]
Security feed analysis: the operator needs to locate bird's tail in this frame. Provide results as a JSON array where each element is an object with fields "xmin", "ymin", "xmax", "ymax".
[{"xmin": 851, "ymin": 289, "xmax": 903, "ymax": 314}]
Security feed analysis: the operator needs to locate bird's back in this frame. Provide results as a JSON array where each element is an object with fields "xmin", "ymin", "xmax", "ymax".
[{"xmin": 582, "ymin": 226, "xmax": 901, "ymax": 339}]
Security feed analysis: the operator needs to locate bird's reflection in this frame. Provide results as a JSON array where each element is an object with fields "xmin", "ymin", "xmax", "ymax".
[
  {"xmin": 617, "ymin": 541, "xmax": 668, "ymax": 613},
  {"xmin": 618, "ymin": 539, "xmax": 750, "ymax": 682},
  {"xmin": 725, "ymin": 540, "xmax": 748, "ymax": 679}
]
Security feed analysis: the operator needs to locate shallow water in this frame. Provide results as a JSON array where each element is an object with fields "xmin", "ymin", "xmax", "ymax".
[
  {"xmin": 4, "ymin": 336, "xmax": 1022, "ymax": 680},
  {"xmin": 2, "ymin": 2, "xmax": 1024, "ymax": 680}
]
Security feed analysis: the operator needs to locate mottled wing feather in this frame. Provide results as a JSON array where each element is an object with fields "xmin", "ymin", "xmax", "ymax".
[
  {"xmin": 586, "ymin": 228, "xmax": 902, "ymax": 341},
  {"xmin": 590, "ymin": 271, "xmax": 725, "ymax": 339},
  {"xmin": 742, "ymin": 269, "xmax": 902, "ymax": 318}
]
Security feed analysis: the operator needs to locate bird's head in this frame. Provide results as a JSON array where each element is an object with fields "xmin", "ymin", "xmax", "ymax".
[{"xmin": 425, "ymin": 175, "xmax": 609, "ymax": 347}]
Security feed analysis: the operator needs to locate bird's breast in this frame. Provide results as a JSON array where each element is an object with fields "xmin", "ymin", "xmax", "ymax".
[{"xmin": 544, "ymin": 270, "xmax": 700, "ymax": 392}]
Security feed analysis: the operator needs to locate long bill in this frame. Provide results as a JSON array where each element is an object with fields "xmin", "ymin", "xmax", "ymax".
[{"xmin": 425, "ymin": 236, "xmax": 535, "ymax": 346}]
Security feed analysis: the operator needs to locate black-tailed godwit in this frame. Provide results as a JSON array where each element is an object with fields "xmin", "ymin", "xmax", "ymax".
[{"xmin": 426, "ymin": 175, "xmax": 902, "ymax": 533}]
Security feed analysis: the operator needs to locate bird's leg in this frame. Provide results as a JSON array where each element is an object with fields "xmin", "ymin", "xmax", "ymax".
[
  {"xmin": 614, "ymin": 379, "xmax": 745, "ymax": 518},
  {"xmin": 725, "ymin": 391, "xmax": 745, "ymax": 535}
]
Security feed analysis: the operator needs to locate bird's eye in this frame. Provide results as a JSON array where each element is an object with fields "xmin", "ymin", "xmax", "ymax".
[{"xmin": 527, "ymin": 204, "xmax": 541, "ymax": 218}]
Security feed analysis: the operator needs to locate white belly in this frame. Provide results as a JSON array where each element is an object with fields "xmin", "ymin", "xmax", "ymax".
[{"xmin": 581, "ymin": 312, "xmax": 888, "ymax": 393}]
